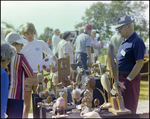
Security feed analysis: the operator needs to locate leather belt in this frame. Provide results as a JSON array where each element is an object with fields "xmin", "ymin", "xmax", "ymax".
[
  {"xmin": 76, "ymin": 52, "xmax": 86, "ymax": 53},
  {"xmin": 119, "ymin": 71, "xmax": 130, "ymax": 75}
]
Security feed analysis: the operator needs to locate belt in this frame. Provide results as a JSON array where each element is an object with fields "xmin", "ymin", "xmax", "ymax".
[
  {"xmin": 76, "ymin": 52, "xmax": 86, "ymax": 53},
  {"xmin": 119, "ymin": 71, "xmax": 130, "ymax": 75}
]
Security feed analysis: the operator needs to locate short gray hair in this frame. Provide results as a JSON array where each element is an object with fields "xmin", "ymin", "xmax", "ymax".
[
  {"xmin": 91, "ymin": 29, "xmax": 96, "ymax": 36},
  {"xmin": 1, "ymin": 41, "xmax": 17, "ymax": 63},
  {"xmin": 79, "ymin": 28, "xmax": 84, "ymax": 34}
]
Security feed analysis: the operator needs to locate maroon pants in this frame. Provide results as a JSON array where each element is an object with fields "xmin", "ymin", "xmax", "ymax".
[{"xmin": 119, "ymin": 73, "xmax": 141, "ymax": 113}]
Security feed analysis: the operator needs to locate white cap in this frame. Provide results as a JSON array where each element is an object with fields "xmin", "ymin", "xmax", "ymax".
[{"xmin": 5, "ymin": 32, "xmax": 28, "ymax": 45}]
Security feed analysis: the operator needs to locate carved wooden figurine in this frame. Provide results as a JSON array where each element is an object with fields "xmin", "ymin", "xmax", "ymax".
[
  {"xmin": 86, "ymin": 56, "xmax": 93, "ymax": 68},
  {"xmin": 36, "ymin": 65, "xmax": 43, "ymax": 94},
  {"xmin": 71, "ymin": 83, "xmax": 81, "ymax": 113},
  {"xmin": 106, "ymin": 43, "xmax": 130, "ymax": 115},
  {"xmin": 76, "ymin": 55, "xmax": 83, "ymax": 68},
  {"xmin": 58, "ymin": 58, "xmax": 71, "ymax": 87},
  {"xmin": 49, "ymin": 62, "xmax": 58, "ymax": 94},
  {"xmin": 52, "ymin": 92, "xmax": 68, "ymax": 118},
  {"xmin": 81, "ymin": 76, "xmax": 95, "ymax": 110}
]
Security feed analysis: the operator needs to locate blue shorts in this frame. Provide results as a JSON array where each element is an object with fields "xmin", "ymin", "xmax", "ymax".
[{"xmin": 6, "ymin": 99, "xmax": 24, "ymax": 118}]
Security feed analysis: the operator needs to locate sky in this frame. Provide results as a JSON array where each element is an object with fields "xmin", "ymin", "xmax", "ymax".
[{"xmin": 1, "ymin": 1, "xmax": 149, "ymax": 37}]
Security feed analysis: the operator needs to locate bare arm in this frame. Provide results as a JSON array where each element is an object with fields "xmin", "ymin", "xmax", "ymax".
[
  {"xmin": 86, "ymin": 47, "xmax": 91, "ymax": 59},
  {"xmin": 91, "ymin": 43, "xmax": 101, "ymax": 49},
  {"xmin": 127, "ymin": 59, "xmax": 143, "ymax": 81},
  {"xmin": 73, "ymin": 44, "xmax": 76, "ymax": 50},
  {"xmin": 52, "ymin": 56, "xmax": 58, "ymax": 66}
]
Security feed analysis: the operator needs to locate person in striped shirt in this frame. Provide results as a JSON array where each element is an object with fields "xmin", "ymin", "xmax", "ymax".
[{"xmin": 5, "ymin": 32, "xmax": 33, "ymax": 118}]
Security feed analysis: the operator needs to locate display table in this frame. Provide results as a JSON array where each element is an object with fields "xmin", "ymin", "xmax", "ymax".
[
  {"xmin": 32, "ymin": 93, "xmax": 42, "ymax": 118},
  {"xmin": 32, "ymin": 76, "xmax": 107, "ymax": 118},
  {"xmin": 40, "ymin": 106, "xmax": 140, "ymax": 118}
]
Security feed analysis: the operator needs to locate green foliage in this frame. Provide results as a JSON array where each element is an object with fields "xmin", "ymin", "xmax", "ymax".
[
  {"xmin": 139, "ymin": 80, "xmax": 149, "ymax": 101},
  {"xmin": 39, "ymin": 27, "xmax": 54, "ymax": 41},
  {"xmin": 1, "ymin": 21, "xmax": 23, "ymax": 35},
  {"xmin": 74, "ymin": 1, "xmax": 149, "ymax": 41}
]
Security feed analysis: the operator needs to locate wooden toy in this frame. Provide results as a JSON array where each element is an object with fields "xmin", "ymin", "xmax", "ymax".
[
  {"xmin": 106, "ymin": 43, "xmax": 131, "ymax": 115},
  {"xmin": 56, "ymin": 88, "xmax": 68, "ymax": 110},
  {"xmin": 52, "ymin": 92, "xmax": 68, "ymax": 118},
  {"xmin": 36, "ymin": 65, "xmax": 43, "ymax": 94},
  {"xmin": 81, "ymin": 76, "xmax": 95, "ymax": 111},
  {"xmin": 94, "ymin": 98, "xmax": 100, "ymax": 109},
  {"xmin": 71, "ymin": 83, "xmax": 81, "ymax": 113},
  {"xmin": 86, "ymin": 56, "xmax": 92, "ymax": 68},
  {"xmin": 76, "ymin": 54, "xmax": 83, "ymax": 68},
  {"xmin": 58, "ymin": 57, "xmax": 71, "ymax": 87}
]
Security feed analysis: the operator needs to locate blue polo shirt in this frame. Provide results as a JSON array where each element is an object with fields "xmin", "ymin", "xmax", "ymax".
[{"xmin": 117, "ymin": 32, "xmax": 145, "ymax": 71}]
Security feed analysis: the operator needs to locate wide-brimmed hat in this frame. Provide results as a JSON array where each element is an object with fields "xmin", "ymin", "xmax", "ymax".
[
  {"xmin": 84, "ymin": 24, "xmax": 92, "ymax": 30},
  {"xmin": 115, "ymin": 15, "xmax": 134, "ymax": 29},
  {"xmin": 5, "ymin": 32, "xmax": 28, "ymax": 45}
]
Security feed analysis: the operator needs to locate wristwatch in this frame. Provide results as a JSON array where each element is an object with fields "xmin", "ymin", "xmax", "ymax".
[{"xmin": 127, "ymin": 77, "xmax": 132, "ymax": 81}]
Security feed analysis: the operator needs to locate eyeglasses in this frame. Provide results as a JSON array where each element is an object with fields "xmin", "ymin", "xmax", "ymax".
[{"xmin": 117, "ymin": 23, "xmax": 129, "ymax": 30}]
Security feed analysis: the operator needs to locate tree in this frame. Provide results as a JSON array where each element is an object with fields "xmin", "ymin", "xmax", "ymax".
[
  {"xmin": 1, "ymin": 21, "xmax": 23, "ymax": 35},
  {"xmin": 74, "ymin": 1, "xmax": 149, "ymax": 41},
  {"xmin": 39, "ymin": 27, "xmax": 54, "ymax": 41}
]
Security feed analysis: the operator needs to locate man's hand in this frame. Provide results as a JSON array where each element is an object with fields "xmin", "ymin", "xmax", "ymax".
[
  {"xmin": 87, "ymin": 58, "xmax": 93, "ymax": 68},
  {"xmin": 52, "ymin": 56, "xmax": 58, "ymax": 66}
]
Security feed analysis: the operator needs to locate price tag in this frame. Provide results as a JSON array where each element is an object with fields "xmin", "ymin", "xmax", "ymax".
[
  {"xmin": 120, "ymin": 49, "xmax": 126, "ymax": 56},
  {"xmin": 111, "ymin": 89, "xmax": 116, "ymax": 95}
]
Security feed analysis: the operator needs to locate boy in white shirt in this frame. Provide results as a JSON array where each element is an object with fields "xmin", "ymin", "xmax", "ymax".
[{"xmin": 20, "ymin": 22, "xmax": 57, "ymax": 118}]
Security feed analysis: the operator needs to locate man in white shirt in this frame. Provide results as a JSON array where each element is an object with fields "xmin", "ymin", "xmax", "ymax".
[{"xmin": 52, "ymin": 29, "xmax": 61, "ymax": 55}]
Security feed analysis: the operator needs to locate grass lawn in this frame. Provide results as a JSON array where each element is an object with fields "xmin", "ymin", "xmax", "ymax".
[{"xmin": 139, "ymin": 80, "xmax": 149, "ymax": 101}]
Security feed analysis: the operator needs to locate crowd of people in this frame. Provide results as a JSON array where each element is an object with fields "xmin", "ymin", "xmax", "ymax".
[{"xmin": 1, "ymin": 15, "xmax": 147, "ymax": 118}]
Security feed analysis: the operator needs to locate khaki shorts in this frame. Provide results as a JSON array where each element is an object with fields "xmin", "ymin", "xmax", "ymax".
[{"xmin": 25, "ymin": 72, "xmax": 43, "ymax": 92}]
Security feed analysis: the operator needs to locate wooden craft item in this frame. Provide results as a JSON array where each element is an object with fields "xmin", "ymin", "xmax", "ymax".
[
  {"xmin": 93, "ymin": 54, "xmax": 98, "ymax": 63},
  {"xmin": 76, "ymin": 55, "xmax": 83, "ymax": 68},
  {"xmin": 56, "ymin": 88, "xmax": 68, "ymax": 110},
  {"xmin": 58, "ymin": 58, "xmax": 70, "ymax": 87},
  {"xmin": 37, "ymin": 64, "xmax": 43, "ymax": 83},
  {"xmin": 50, "ymin": 62, "xmax": 58, "ymax": 85},
  {"xmin": 77, "ymin": 54, "xmax": 81, "ymax": 62},
  {"xmin": 106, "ymin": 43, "xmax": 131, "ymax": 115},
  {"xmin": 36, "ymin": 65, "xmax": 43, "ymax": 93},
  {"xmin": 49, "ymin": 62, "xmax": 58, "ymax": 94},
  {"xmin": 86, "ymin": 56, "xmax": 92, "ymax": 68}
]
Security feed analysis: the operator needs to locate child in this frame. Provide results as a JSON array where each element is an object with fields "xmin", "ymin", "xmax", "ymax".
[
  {"xmin": 20, "ymin": 22, "xmax": 57, "ymax": 118},
  {"xmin": 5, "ymin": 32, "xmax": 33, "ymax": 118}
]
